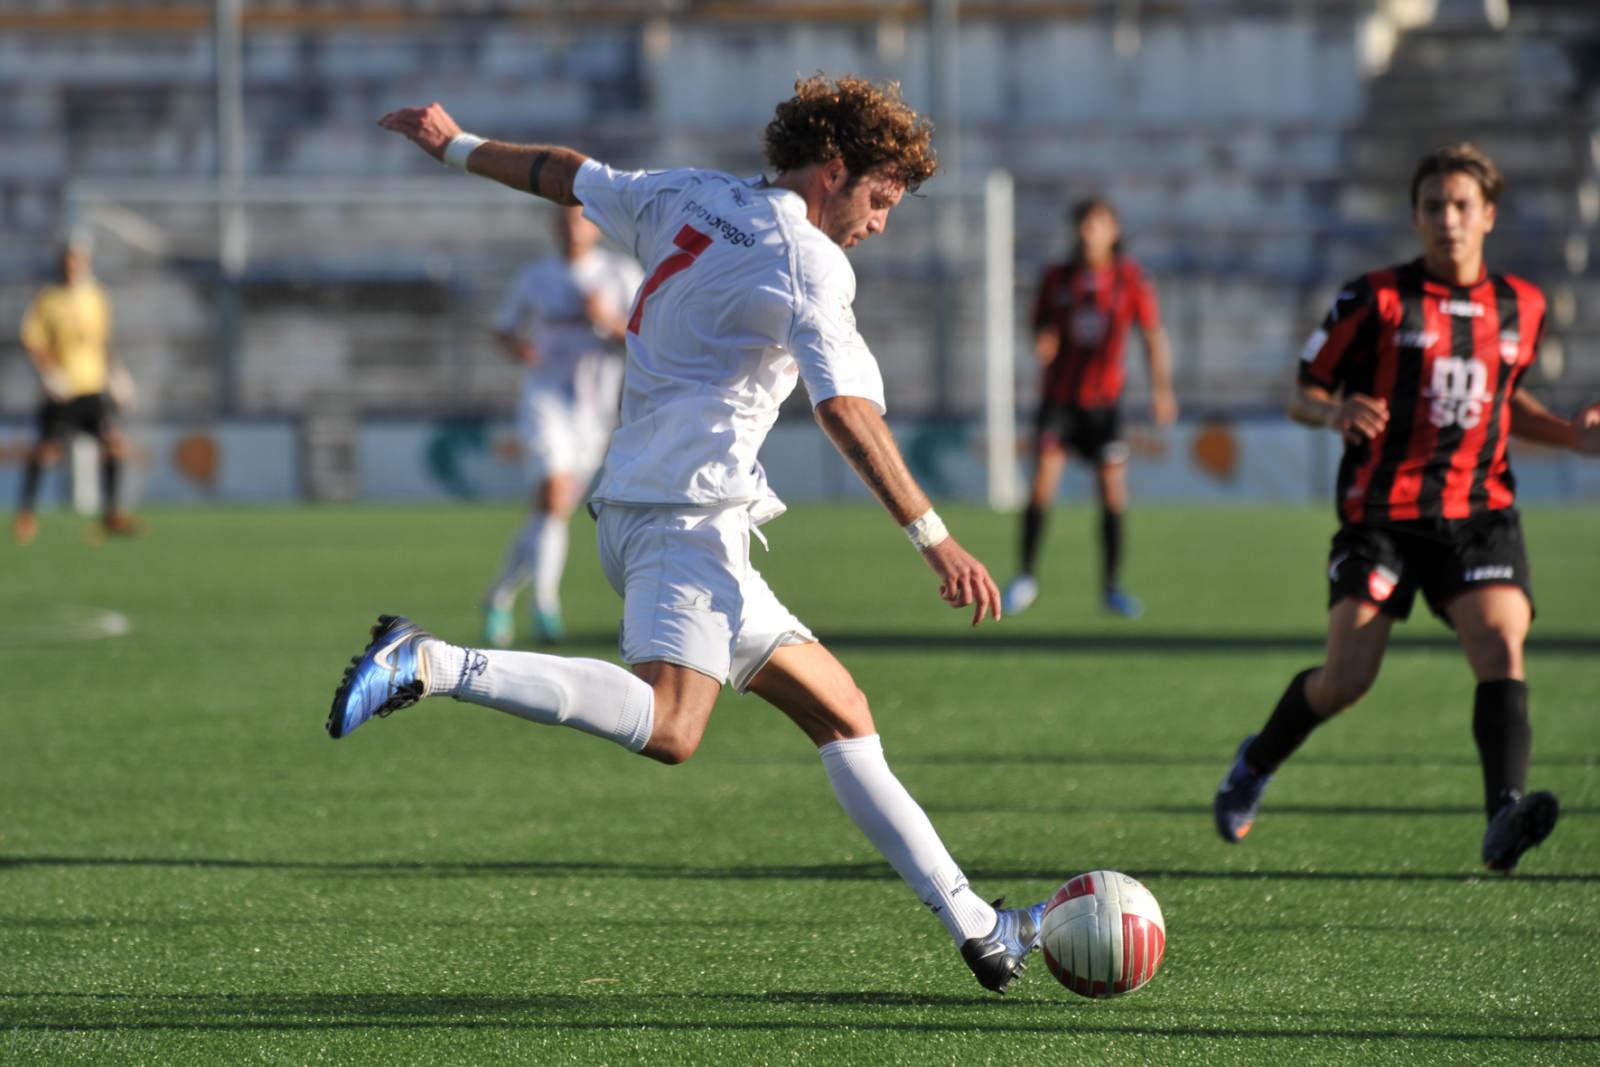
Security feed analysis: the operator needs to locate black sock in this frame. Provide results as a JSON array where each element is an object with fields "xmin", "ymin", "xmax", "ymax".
[
  {"xmin": 1101, "ymin": 509, "xmax": 1123, "ymax": 590},
  {"xmin": 19, "ymin": 453, "xmax": 43, "ymax": 512},
  {"xmin": 1020, "ymin": 504, "xmax": 1047, "ymax": 575},
  {"xmin": 1244, "ymin": 668, "xmax": 1323, "ymax": 774},
  {"xmin": 101, "ymin": 452, "xmax": 121, "ymax": 517},
  {"xmin": 1473, "ymin": 679, "xmax": 1531, "ymax": 819}
]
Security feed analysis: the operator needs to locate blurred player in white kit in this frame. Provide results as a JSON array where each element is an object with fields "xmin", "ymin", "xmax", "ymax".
[
  {"xmin": 482, "ymin": 205, "xmax": 642, "ymax": 647},
  {"xmin": 332, "ymin": 76, "xmax": 1047, "ymax": 994}
]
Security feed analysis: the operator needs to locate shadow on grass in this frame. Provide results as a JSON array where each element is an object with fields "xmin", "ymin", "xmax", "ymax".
[
  {"xmin": 923, "ymin": 802, "xmax": 1600, "ymax": 818},
  {"xmin": 3, "ymin": 855, "xmax": 1598, "ymax": 884},
  {"xmin": 819, "ymin": 629, "xmax": 1600, "ymax": 656},
  {"xmin": 0, "ymin": 990, "xmax": 1596, "ymax": 1043},
  {"xmin": 900, "ymin": 751, "xmax": 1600, "ymax": 769}
]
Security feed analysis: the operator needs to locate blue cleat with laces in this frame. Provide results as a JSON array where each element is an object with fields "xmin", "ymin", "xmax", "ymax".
[
  {"xmin": 1102, "ymin": 586, "xmax": 1145, "ymax": 619},
  {"xmin": 1213, "ymin": 735, "xmax": 1273, "ymax": 843},
  {"xmin": 327, "ymin": 614, "xmax": 435, "ymax": 739},
  {"xmin": 961, "ymin": 899, "xmax": 1047, "ymax": 994}
]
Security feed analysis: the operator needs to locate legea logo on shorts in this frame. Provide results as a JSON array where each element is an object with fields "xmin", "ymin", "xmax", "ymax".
[{"xmin": 1464, "ymin": 565, "xmax": 1514, "ymax": 581}]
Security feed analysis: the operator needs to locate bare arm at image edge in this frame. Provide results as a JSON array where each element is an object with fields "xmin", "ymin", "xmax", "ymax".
[{"xmin": 377, "ymin": 102, "xmax": 587, "ymax": 205}]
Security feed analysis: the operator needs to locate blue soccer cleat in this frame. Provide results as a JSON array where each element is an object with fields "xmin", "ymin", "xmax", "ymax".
[
  {"xmin": 1482, "ymin": 790, "xmax": 1559, "ymax": 873},
  {"xmin": 1002, "ymin": 574, "xmax": 1040, "ymax": 616},
  {"xmin": 1102, "ymin": 586, "xmax": 1145, "ymax": 619},
  {"xmin": 1214, "ymin": 735, "xmax": 1273, "ymax": 843},
  {"xmin": 327, "ymin": 614, "xmax": 435, "ymax": 739},
  {"xmin": 961, "ymin": 899, "xmax": 1047, "ymax": 994},
  {"xmin": 533, "ymin": 607, "xmax": 565, "ymax": 644},
  {"xmin": 483, "ymin": 604, "xmax": 514, "ymax": 649}
]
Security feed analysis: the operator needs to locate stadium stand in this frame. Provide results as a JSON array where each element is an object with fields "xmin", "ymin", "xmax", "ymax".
[{"xmin": 0, "ymin": 1, "xmax": 1595, "ymax": 424}]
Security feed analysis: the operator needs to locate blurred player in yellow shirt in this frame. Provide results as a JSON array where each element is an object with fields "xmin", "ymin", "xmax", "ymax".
[{"xmin": 14, "ymin": 243, "xmax": 138, "ymax": 544}]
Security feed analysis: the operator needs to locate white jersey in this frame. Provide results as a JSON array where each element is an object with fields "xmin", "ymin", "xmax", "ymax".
[
  {"xmin": 495, "ymin": 249, "xmax": 642, "ymax": 408},
  {"xmin": 573, "ymin": 160, "xmax": 886, "ymax": 515}
]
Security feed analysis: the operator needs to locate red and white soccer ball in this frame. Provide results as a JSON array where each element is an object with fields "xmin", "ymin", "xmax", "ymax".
[{"xmin": 1039, "ymin": 870, "xmax": 1166, "ymax": 998}]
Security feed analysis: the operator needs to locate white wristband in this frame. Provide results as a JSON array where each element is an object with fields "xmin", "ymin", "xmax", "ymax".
[
  {"xmin": 442, "ymin": 133, "xmax": 486, "ymax": 171},
  {"xmin": 903, "ymin": 509, "xmax": 949, "ymax": 551}
]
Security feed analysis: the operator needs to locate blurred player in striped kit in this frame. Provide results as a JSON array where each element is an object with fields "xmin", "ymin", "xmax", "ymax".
[
  {"xmin": 1002, "ymin": 198, "xmax": 1177, "ymax": 620},
  {"xmin": 481, "ymin": 206, "xmax": 642, "ymax": 646},
  {"xmin": 13, "ymin": 241, "xmax": 138, "ymax": 544},
  {"xmin": 1213, "ymin": 144, "xmax": 1600, "ymax": 872}
]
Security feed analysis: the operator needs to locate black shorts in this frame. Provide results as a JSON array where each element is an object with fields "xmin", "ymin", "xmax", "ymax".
[
  {"xmin": 1034, "ymin": 405, "xmax": 1127, "ymax": 465},
  {"xmin": 36, "ymin": 393, "xmax": 113, "ymax": 444},
  {"xmin": 1326, "ymin": 510, "xmax": 1533, "ymax": 624}
]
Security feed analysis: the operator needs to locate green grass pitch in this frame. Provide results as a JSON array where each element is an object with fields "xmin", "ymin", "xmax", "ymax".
[{"xmin": 4, "ymin": 503, "xmax": 1598, "ymax": 1064}]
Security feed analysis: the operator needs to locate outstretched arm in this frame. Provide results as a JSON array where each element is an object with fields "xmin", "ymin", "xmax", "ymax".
[
  {"xmin": 1509, "ymin": 388, "xmax": 1600, "ymax": 453},
  {"xmin": 377, "ymin": 103, "xmax": 587, "ymax": 205},
  {"xmin": 814, "ymin": 395, "xmax": 1001, "ymax": 626},
  {"xmin": 1141, "ymin": 323, "xmax": 1178, "ymax": 425}
]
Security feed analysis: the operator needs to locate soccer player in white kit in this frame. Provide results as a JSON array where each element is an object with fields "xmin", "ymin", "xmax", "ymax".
[
  {"xmin": 483, "ymin": 205, "xmax": 642, "ymax": 647},
  {"xmin": 333, "ymin": 76, "xmax": 1044, "ymax": 993}
]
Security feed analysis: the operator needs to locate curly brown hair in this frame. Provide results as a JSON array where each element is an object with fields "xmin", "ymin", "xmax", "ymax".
[
  {"xmin": 764, "ymin": 74, "xmax": 938, "ymax": 188},
  {"xmin": 1410, "ymin": 143, "xmax": 1503, "ymax": 207}
]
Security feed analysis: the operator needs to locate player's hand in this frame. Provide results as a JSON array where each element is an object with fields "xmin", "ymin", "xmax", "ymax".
[
  {"xmin": 1574, "ymin": 401, "xmax": 1600, "ymax": 454},
  {"xmin": 921, "ymin": 537, "xmax": 1002, "ymax": 627},
  {"xmin": 40, "ymin": 367, "xmax": 72, "ymax": 403},
  {"xmin": 376, "ymin": 103, "xmax": 462, "ymax": 162},
  {"xmin": 1331, "ymin": 393, "xmax": 1388, "ymax": 443},
  {"xmin": 516, "ymin": 341, "xmax": 540, "ymax": 367},
  {"xmin": 1151, "ymin": 388, "xmax": 1178, "ymax": 427}
]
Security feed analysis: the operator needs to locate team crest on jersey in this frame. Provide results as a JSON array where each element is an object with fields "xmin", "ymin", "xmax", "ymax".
[
  {"xmin": 1439, "ymin": 299, "xmax": 1484, "ymax": 318},
  {"xmin": 1367, "ymin": 565, "xmax": 1398, "ymax": 602},
  {"xmin": 1499, "ymin": 331, "xmax": 1520, "ymax": 363}
]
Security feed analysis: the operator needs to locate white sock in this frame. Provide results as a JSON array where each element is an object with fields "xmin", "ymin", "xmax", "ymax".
[
  {"xmin": 532, "ymin": 516, "xmax": 569, "ymax": 616},
  {"xmin": 421, "ymin": 641, "xmax": 653, "ymax": 753},
  {"xmin": 486, "ymin": 515, "xmax": 544, "ymax": 612},
  {"xmin": 818, "ymin": 734, "xmax": 996, "ymax": 944}
]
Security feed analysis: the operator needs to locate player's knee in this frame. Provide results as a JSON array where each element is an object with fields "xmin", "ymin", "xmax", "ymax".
[
  {"xmin": 643, "ymin": 718, "xmax": 705, "ymax": 765},
  {"xmin": 830, "ymin": 686, "xmax": 875, "ymax": 739},
  {"xmin": 1466, "ymin": 625, "xmax": 1524, "ymax": 676},
  {"xmin": 36, "ymin": 442, "xmax": 63, "ymax": 465},
  {"xmin": 641, "ymin": 697, "xmax": 712, "ymax": 766}
]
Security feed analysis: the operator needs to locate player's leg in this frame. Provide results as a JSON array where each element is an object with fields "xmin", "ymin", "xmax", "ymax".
[
  {"xmin": 93, "ymin": 399, "xmax": 137, "ymax": 535},
  {"xmin": 1094, "ymin": 451, "xmax": 1141, "ymax": 618},
  {"xmin": 333, "ymin": 505, "xmax": 736, "ymax": 764},
  {"xmin": 1214, "ymin": 596, "xmax": 1396, "ymax": 842},
  {"xmin": 1444, "ymin": 577, "xmax": 1556, "ymax": 871},
  {"xmin": 14, "ymin": 402, "xmax": 66, "ymax": 544},
  {"xmin": 1003, "ymin": 416, "xmax": 1068, "ymax": 615},
  {"xmin": 747, "ymin": 640, "xmax": 1043, "ymax": 992},
  {"xmin": 526, "ymin": 471, "xmax": 577, "ymax": 642}
]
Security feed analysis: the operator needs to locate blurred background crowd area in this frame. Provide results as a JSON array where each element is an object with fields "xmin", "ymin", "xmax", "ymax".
[{"xmin": 1, "ymin": 0, "xmax": 1598, "ymax": 432}]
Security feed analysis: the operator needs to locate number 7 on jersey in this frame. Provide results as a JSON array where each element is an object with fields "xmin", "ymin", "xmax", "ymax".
[{"xmin": 627, "ymin": 225, "xmax": 713, "ymax": 334}]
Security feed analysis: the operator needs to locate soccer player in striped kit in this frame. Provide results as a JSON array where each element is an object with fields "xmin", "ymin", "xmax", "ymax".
[
  {"xmin": 1002, "ymin": 198, "xmax": 1177, "ymax": 620},
  {"xmin": 1213, "ymin": 144, "xmax": 1600, "ymax": 872}
]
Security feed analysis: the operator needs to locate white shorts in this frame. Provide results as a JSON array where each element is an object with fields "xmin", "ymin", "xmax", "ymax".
[
  {"xmin": 518, "ymin": 388, "xmax": 613, "ymax": 484},
  {"xmin": 595, "ymin": 503, "xmax": 815, "ymax": 691}
]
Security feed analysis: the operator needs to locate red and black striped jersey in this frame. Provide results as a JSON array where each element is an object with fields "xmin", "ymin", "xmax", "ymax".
[
  {"xmin": 1032, "ymin": 257, "xmax": 1159, "ymax": 409},
  {"xmin": 1299, "ymin": 258, "xmax": 1546, "ymax": 524}
]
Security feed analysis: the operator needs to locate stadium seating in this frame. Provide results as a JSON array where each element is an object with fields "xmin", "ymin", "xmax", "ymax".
[{"xmin": 1, "ymin": 1, "xmax": 1595, "ymax": 420}]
